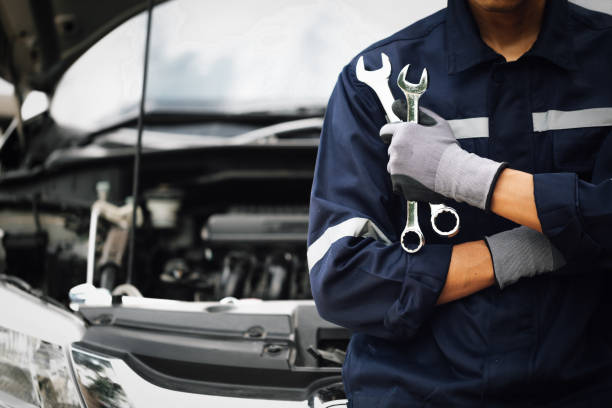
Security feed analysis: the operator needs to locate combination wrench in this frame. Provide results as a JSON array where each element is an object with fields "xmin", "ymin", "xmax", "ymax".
[
  {"xmin": 355, "ymin": 53, "xmax": 460, "ymax": 253},
  {"xmin": 396, "ymin": 64, "xmax": 460, "ymax": 241}
]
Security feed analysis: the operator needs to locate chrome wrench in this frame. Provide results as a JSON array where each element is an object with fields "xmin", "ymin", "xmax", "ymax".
[
  {"xmin": 397, "ymin": 65, "xmax": 460, "ymax": 239},
  {"xmin": 356, "ymin": 54, "xmax": 461, "ymax": 252},
  {"xmin": 355, "ymin": 54, "xmax": 401, "ymax": 123},
  {"xmin": 356, "ymin": 53, "xmax": 424, "ymax": 253}
]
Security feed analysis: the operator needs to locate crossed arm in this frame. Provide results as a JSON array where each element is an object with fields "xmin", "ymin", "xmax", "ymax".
[
  {"xmin": 437, "ymin": 169, "xmax": 540, "ymax": 304},
  {"xmin": 310, "ymin": 66, "xmax": 612, "ymax": 339}
]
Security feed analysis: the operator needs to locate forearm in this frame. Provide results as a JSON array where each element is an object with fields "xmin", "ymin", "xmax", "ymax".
[
  {"xmin": 443, "ymin": 145, "xmax": 612, "ymax": 255},
  {"xmin": 437, "ymin": 240, "xmax": 495, "ymax": 305},
  {"xmin": 427, "ymin": 167, "xmax": 542, "ymax": 305},
  {"xmin": 484, "ymin": 167, "xmax": 612, "ymax": 263},
  {"xmin": 490, "ymin": 168, "xmax": 542, "ymax": 232},
  {"xmin": 383, "ymin": 108, "xmax": 611, "ymax": 250},
  {"xmin": 435, "ymin": 223, "xmax": 564, "ymax": 303}
]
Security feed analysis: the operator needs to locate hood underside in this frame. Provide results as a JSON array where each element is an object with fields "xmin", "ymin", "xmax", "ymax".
[{"xmin": 0, "ymin": 0, "xmax": 164, "ymax": 94}]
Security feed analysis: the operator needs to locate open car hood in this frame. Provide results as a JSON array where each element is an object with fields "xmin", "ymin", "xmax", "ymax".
[{"xmin": 0, "ymin": 0, "xmax": 164, "ymax": 94}]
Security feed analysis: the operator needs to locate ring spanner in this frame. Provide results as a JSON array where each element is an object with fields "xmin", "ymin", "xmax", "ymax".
[{"xmin": 356, "ymin": 53, "xmax": 460, "ymax": 253}]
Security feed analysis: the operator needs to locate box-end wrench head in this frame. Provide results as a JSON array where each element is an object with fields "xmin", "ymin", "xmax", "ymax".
[
  {"xmin": 401, "ymin": 201, "xmax": 425, "ymax": 253},
  {"xmin": 430, "ymin": 204, "xmax": 460, "ymax": 237},
  {"xmin": 355, "ymin": 54, "xmax": 401, "ymax": 123}
]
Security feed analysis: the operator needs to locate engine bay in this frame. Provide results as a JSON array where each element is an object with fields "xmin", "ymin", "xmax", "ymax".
[
  {"xmin": 0, "ymin": 195, "xmax": 313, "ymax": 306},
  {"xmin": 0, "ymin": 124, "xmax": 319, "ymax": 306},
  {"xmin": 0, "ymin": 121, "xmax": 353, "ymax": 393}
]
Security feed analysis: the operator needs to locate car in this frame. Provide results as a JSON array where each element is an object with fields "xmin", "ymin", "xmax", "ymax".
[
  {"xmin": 0, "ymin": 1, "xmax": 436, "ymax": 406},
  {"xmin": 0, "ymin": 0, "xmax": 609, "ymax": 407}
]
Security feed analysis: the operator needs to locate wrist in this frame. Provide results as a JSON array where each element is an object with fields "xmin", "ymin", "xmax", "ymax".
[
  {"xmin": 484, "ymin": 164, "xmax": 509, "ymax": 211},
  {"xmin": 485, "ymin": 226, "xmax": 566, "ymax": 289},
  {"xmin": 435, "ymin": 145, "xmax": 506, "ymax": 210},
  {"xmin": 490, "ymin": 169, "xmax": 542, "ymax": 231}
]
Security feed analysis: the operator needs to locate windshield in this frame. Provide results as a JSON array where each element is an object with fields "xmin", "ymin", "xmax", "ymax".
[{"xmin": 50, "ymin": 0, "xmax": 446, "ymax": 132}]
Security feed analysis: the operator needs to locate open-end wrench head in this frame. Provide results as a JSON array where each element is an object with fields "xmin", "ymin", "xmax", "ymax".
[
  {"xmin": 355, "ymin": 53, "xmax": 400, "ymax": 122},
  {"xmin": 397, "ymin": 64, "xmax": 428, "ymax": 95},
  {"xmin": 356, "ymin": 53, "xmax": 392, "ymax": 82}
]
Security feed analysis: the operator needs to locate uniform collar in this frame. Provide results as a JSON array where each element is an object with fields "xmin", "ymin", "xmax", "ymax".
[{"xmin": 446, "ymin": 0, "xmax": 577, "ymax": 74}]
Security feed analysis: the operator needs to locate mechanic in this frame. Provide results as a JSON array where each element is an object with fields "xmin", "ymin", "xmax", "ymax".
[{"xmin": 307, "ymin": 0, "xmax": 612, "ymax": 406}]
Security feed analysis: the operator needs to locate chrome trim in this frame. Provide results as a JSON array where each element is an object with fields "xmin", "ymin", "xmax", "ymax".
[
  {"xmin": 70, "ymin": 346, "xmax": 347, "ymax": 408},
  {"xmin": 71, "ymin": 347, "xmax": 132, "ymax": 408}
]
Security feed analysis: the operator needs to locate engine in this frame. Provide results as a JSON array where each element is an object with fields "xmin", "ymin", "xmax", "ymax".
[
  {"xmin": 154, "ymin": 206, "xmax": 311, "ymax": 302},
  {"xmin": 0, "ymin": 198, "xmax": 312, "ymax": 304}
]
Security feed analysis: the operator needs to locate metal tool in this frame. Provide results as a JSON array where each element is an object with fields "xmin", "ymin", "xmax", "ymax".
[
  {"xmin": 397, "ymin": 65, "xmax": 460, "ymax": 242},
  {"xmin": 356, "ymin": 54, "xmax": 424, "ymax": 253},
  {"xmin": 355, "ymin": 54, "xmax": 400, "ymax": 123},
  {"xmin": 394, "ymin": 64, "xmax": 428, "ymax": 253},
  {"xmin": 355, "ymin": 54, "xmax": 460, "ymax": 253}
]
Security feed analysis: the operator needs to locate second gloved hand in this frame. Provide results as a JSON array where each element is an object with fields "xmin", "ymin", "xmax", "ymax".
[
  {"xmin": 380, "ymin": 108, "xmax": 506, "ymax": 210},
  {"xmin": 486, "ymin": 226, "xmax": 566, "ymax": 289}
]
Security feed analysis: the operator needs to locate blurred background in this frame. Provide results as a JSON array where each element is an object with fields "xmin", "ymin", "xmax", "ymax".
[
  {"xmin": 1, "ymin": 0, "xmax": 608, "ymax": 134},
  {"xmin": 0, "ymin": 2, "xmax": 611, "ymax": 407}
]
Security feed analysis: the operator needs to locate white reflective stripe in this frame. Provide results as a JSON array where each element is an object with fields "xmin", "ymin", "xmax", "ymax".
[
  {"xmin": 307, "ymin": 217, "xmax": 391, "ymax": 271},
  {"xmin": 445, "ymin": 108, "xmax": 612, "ymax": 138},
  {"xmin": 532, "ymin": 108, "xmax": 612, "ymax": 132},
  {"xmin": 448, "ymin": 117, "xmax": 489, "ymax": 139}
]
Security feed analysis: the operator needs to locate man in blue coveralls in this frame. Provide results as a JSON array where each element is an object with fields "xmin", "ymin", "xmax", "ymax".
[{"xmin": 308, "ymin": 0, "xmax": 612, "ymax": 406}]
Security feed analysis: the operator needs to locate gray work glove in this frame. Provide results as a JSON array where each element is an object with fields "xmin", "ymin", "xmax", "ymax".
[
  {"xmin": 379, "ymin": 103, "xmax": 446, "ymax": 203},
  {"xmin": 380, "ymin": 107, "xmax": 507, "ymax": 210},
  {"xmin": 485, "ymin": 226, "xmax": 566, "ymax": 289}
]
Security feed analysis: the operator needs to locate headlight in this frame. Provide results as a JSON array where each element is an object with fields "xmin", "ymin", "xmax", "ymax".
[{"xmin": 0, "ymin": 325, "xmax": 82, "ymax": 408}]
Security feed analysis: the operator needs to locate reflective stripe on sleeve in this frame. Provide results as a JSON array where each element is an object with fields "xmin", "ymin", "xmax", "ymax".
[
  {"xmin": 307, "ymin": 217, "xmax": 391, "ymax": 271},
  {"xmin": 448, "ymin": 117, "xmax": 489, "ymax": 139},
  {"xmin": 532, "ymin": 107, "xmax": 612, "ymax": 132}
]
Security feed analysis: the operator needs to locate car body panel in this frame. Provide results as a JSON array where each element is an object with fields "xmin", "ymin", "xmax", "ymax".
[
  {"xmin": 0, "ymin": 0, "xmax": 165, "ymax": 93},
  {"xmin": 0, "ymin": 281, "xmax": 84, "ymax": 345}
]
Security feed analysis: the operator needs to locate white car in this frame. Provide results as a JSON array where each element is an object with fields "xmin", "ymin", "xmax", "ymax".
[{"xmin": 0, "ymin": 0, "xmax": 608, "ymax": 407}]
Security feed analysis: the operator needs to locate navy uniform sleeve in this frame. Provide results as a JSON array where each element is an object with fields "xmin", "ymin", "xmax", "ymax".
[
  {"xmin": 534, "ymin": 132, "xmax": 612, "ymax": 268},
  {"xmin": 307, "ymin": 62, "xmax": 451, "ymax": 340}
]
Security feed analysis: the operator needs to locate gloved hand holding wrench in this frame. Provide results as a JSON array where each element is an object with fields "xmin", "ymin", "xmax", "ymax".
[{"xmin": 356, "ymin": 53, "xmax": 460, "ymax": 253}]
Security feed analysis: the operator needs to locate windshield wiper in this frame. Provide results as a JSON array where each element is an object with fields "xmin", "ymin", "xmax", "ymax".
[{"xmin": 81, "ymin": 106, "xmax": 325, "ymax": 147}]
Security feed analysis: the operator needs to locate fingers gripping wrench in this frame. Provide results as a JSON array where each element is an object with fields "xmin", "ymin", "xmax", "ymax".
[{"xmin": 355, "ymin": 54, "xmax": 460, "ymax": 253}]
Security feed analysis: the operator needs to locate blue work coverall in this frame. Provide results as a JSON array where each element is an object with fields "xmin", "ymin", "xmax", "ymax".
[{"xmin": 307, "ymin": 1, "xmax": 612, "ymax": 406}]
